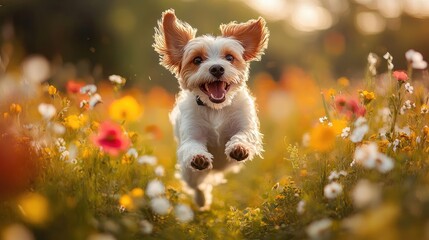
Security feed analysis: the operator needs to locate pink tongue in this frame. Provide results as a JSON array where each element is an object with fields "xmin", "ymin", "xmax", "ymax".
[{"xmin": 207, "ymin": 81, "xmax": 226, "ymax": 99}]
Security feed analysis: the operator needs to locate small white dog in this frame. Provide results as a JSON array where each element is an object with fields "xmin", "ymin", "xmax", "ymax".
[{"xmin": 153, "ymin": 9, "xmax": 268, "ymax": 209}]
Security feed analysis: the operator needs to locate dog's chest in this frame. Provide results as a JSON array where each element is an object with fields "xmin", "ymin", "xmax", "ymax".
[{"xmin": 202, "ymin": 109, "xmax": 233, "ymax": 145}]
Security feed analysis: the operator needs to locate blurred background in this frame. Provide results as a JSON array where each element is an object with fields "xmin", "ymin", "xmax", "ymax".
[{"xmin": 1, "ymin": 0, "xmax": 429, "ymax": 92}]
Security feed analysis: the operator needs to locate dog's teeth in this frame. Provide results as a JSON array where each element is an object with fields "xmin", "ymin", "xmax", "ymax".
[{"xmin": 205, "ymin": 83, "xmax": 209, "ymax": 92}]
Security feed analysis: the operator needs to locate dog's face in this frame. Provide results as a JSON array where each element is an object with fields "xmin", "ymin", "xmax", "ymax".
[{"xmin": 154, "ymin": 9, "xmax": 269, "ymax": 109}]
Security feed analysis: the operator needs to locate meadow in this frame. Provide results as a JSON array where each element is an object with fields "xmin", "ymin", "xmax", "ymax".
[{"xmin": 1, "ymin": 49, "xmax": 429, "ymax": 240}]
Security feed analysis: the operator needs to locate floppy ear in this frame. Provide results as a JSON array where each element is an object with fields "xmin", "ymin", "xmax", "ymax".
[
  {"xmin": 153, "ymin": 9, "xmax": 197, "ymax": 75},
  {"xmin": 220, "ymin": 17, "xmax": 269, "ymax": 62}
]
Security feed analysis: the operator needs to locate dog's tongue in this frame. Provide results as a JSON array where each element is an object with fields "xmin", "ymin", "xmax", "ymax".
[{"xmin": 207, "ymin": 81, "xmax": 226, "ymax": 100}]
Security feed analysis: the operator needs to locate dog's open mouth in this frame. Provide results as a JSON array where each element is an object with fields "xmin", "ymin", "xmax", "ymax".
[{"xmin": 199, "ymin": 81, "xmax": 230, "ymax": 103}]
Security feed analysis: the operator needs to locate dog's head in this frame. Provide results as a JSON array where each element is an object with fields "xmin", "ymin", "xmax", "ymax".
[{"xmin": 153, "ymin": 9, "xmax": 269, "ymax": 109}]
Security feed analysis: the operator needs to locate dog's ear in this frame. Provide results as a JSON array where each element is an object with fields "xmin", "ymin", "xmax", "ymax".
[
  {"xmin": 153, "ymin": 9, "xmax": 196, "ymax": 75},
  {"xmin": 220, "ymin": 17, "xmax": 269, "ymax": 62}
]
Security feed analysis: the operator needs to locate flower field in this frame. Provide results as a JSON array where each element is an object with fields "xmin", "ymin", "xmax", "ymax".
[{"xmin": 1, "ymin": 49, "xmax": 429, "ymax": 240}]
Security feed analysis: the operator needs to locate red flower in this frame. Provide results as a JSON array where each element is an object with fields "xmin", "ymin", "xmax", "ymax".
[
  {"xmin": 66, "ymin": 80, "xmax": 86, "ymax": 94},
  {"xmin": 335, "ymin": 96, "xmax": 366, "ymax": 119},
  {"xmin": 334, "ymin": 95, "xmax": 347, "ymax": 112},
  {"xmin": 392, "ymin": 71, "xmax": 408, "ymax": 82},
  {"xmin": 92, "ymin": 121, "xmax": 130, "ymax": 156},
  {"xmin": 347, "ymin": 98, "xmax": 366, "ymax": 117}
]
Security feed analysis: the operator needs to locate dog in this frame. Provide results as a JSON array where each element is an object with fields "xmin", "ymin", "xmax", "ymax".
[{"xmin": 153, "ymin": 9, "xmax": 268, "ymax": 209}]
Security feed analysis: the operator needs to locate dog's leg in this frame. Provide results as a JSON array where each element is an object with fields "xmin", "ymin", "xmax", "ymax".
[{"xmin": 224, "ymin": 93, "xmax": 263, "ymax": 162}]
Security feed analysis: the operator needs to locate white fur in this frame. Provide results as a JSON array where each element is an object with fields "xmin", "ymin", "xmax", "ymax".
[{"xmin": 154, "ymin": 10, "xmax": 267, "ymax": 209}]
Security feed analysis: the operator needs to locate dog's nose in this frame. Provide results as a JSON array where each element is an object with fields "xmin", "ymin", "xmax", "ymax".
[{"xmin": 209, "ymin": 65, "xmax": 224, "ymax": 78}]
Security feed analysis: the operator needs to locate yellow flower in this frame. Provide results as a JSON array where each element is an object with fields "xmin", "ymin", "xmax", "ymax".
[
  {"xmin": 327, "ymin": 88, "xmax": 336, "ymax": 98},
  {"xmin": 64, "ymin": 114, "xmax": 87, "ymax": 130},
  {"xmin": 9, "ymin": 103, "xmax": 22, "ymax": 115},
  {"xmin": 359, "ymin": 90, "xmax": 375, "ymax": 104},
  {"xmin": 48, "ymin": 85, "xmax": 57, "ymax": 96},
  {"xmin": 18, "ymin": 193, "xmax": 50, "ymax": 225},
  {"xmin": 309, "ymin": 124, "xmax": 336, "ymax": 152},
  {"xmin": 109, "ymin": 96, "xmax": 142, "ymax": 122},
  {"xmin": 337, "ymin": 77, "xmax": 350, "ymax": 87},
  {"xmin": 331, "ymin": 119, "xmax": 348, "ymax": 135},
  {"xmin": 119, "ymin": 194, "xmax": 134, "ymax": 210},
  {"xmin": 130, "ymin": 188, "xmax": 144, "ymax": 198}
]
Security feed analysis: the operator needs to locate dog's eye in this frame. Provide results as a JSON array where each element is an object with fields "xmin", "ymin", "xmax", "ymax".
[
  {"xmin": 225, "ymin": 54, "xmax": 234, "ymax": 62},
  {"xmin": 193, "ymin": 57, "xmax": 203, "ymax": 65}
]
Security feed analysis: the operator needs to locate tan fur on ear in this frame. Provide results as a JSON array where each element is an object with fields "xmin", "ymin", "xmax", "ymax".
[
  {"xmin": 220, "ymin": 17, "xmax": 269, "ymax": 62},
  {"xmin": 153, "ymin": 9, "xmax": 197, "ymax": 75}
]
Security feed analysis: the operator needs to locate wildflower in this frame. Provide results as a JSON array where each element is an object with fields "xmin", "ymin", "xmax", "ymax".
[
  {"xmin": 326, "ymin": 88, "xmax": 336, "ymax": 98},
  {"xmin": 324, "ymin": 182, "xmax": 343, "ymax": 199},
  {"xmin": 150, "ymin": 197, "xmax": 171, "ymax": 215},
  {"xmin": 405, "ymin": 49, "xmax": 428, "ymax": 69},
  {"xmin": 336, "ymin": 96, "xmax": 366, "ymax": 118},
  {"xmin": 404, "ymin": 82, "xmax": 414, "ymax": 94},
  {"xmin": 48, "ymin": 85, "xmax": 57, "ymax": 96},
  {"xmin": 306, "ymin": 218, "xmax": 333, "ymax": 239},
  {"xmin": 350, "ymin": 122, "xmax": 369, "ymax": 143},
  {"xmin": 130, "ymin": 188, "xmax": 144, "ymax": 198},
  {"xmin": 359, "ymin": 90, "xmax": 375, "ymax": 104},
  {"xmin": 137, "ymin": 155, "xmax": 157, "ymax": 165},
  {"xmin": 353, "ymin": 142, "xmax": 394, "ymax": 173},
  {"xmin": 383, "ymin": 52, "xmax": 394, "ymax": 70},
  {"xmin": 337, "ymin": 77, "xmax": 350, "ymax": 87},
  {"xmin": 119, "ymin": 194, "xmax": 134, "ymax": 210},
  {"xmin": 140, "ymin": 220, "xmax": 153, "ymax": 234},
  {"xmin": 155, "ymin": 166, "xmax": 165, "ymax": 177},
  {"xmin": 353, "ymin": 142, "xmax": 379, "ymax": 168},
  {"xmin": 297, "ymin": 200, "xmax": 305, "ymax": 215},
  {"xmin": 109, "ymin": 96, "xmax": 142, "ymax": 122},
  {"xmin": 146, "ymin": 180, "xmax": 165, "ymax": 198},
  {"xmin": 126, "ymin": 148, "xmax": 138, "ymax": 159},
  {"xmin": 319, "ymin": 116, "xmax": 328, "ymax": 123},
  {"xmin": 351, "ymin": 179, "xmax": 381, "ymax": 208},
  {"xmin": 376, "ymin": 153, "xmax": 394, "ymax": 173},
  {"xmin": 331, "ymin": 119, "xmax": 347, "ymax": 135},
  {"xmin": 309, "ymin": 124, "xmax": 336, "ymax": 152},
  {"xmin": 341, "ymin": 127, "xmax": 351, "ymax": 139},
  {"xmin": 80, "ymin": 84, "xmax": 97, "ymax": 95},
  {"xmin": 92, "ymin": 121, "xmax": 130, "ymax": 156},
  {"xmin": 367, "ymin": 52, "xmax": 378, "ymax": 76},
  {"xmin": 9, "ymin": 103, "xmax": 22, "ymax": 115},
  {"xmin": 64, "ymin": 114, "xmax": 87, "ymax": 130},
  {"xmin": 174, "ymin": 204, "xmax": 194, "ymax": 223},
  {"xmin": 18, "ymin": 193, "xmax": 50, "ymax": 225},
  {"xmin": 392, "ymin": 71, "xmax": 408, "ymax": 82},
  {"xmin": 109, "ymin": 75, "xmax": 126, "ymax": 85},
  {"xmin": 400, "ymin": 100, "xmax": 415, "ymax": 114},
  {"xmin": 66, "ymin": 80, "xmax": 85, "ymax": 94},
  {"xmin": 22, "ymin": 56, "xmax": 50, "ymax": 83},
  {"xmin": 88, "ymin": 93, "xmax": 102, "ymax": 109},
  {"xmin": 392, "ymin": 139, "xmax": 400, "ymax": 152},
  {"xmin": 38, "ymin": 103, "xmax": 56, "ymax": 120},
  {"xmin": 328, "ymin": 170, "xmax": 347, "ymax": 182},
  {"xmin": 421, "ymin": 104, "xmax": 428, "ymax": 114}
]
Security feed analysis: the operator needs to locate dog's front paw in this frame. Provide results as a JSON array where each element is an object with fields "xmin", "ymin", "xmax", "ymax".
[
  {"xmin": 190, "ymin": 154, "xmax": 212, "ymax": 171},
  {"xmin": 229, "ymin": 145, "xmax": 249, "ymax": 161}
]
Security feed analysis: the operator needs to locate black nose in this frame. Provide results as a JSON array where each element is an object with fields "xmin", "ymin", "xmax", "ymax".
[{"xmin": 209, "ymin": 65, "xmax": 224, "ymax": 78}]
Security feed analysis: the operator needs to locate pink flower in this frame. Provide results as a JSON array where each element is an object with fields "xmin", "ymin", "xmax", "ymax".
[
  {"xmin": 392, "ymin": 71, "xmax": 408, "ymax": 82},
  {"xmin": 92, "ymin": 121, "xmax": 130, "ymax": 156}
]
